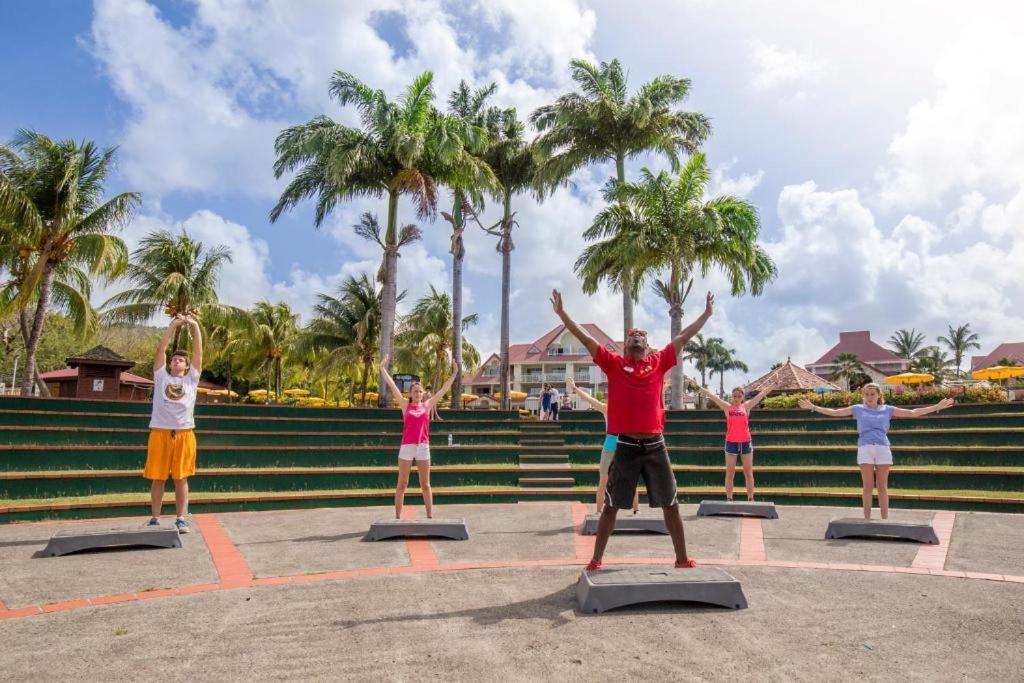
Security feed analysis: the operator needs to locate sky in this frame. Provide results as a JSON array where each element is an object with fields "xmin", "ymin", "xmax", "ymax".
[{"xmin": 2, "ymin": 0, "xmax": 1023, "ymax": 388}]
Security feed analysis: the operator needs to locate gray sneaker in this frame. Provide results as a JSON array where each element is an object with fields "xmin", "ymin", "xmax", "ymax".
[
  {"xmin": 174, "ymin": 517, "xmax": 190, "ymax": 534},
  {"xmin": 145, "ymin": 517, "xmax": 161, "ymax": 528}
]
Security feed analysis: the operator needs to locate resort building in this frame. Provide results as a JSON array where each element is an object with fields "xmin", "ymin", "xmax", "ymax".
[
  {"xmin": 805, "ymin": 330, "xmax": 910, "ymax": 389},
  {"xmin": 971, "ymin": 342, "xmax": 1024, "ymax": 371}
]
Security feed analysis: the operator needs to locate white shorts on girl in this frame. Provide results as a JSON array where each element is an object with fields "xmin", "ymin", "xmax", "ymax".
[
  {"xmin": 857, "ymin": 445, "xmax": 893, "ymax": 465},
  {"xmin": 399, "ymin": 443, "xmax": 431, "ymax": 462}
]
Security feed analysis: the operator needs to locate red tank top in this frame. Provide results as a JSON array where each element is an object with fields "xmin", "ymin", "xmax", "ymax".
[
  {"xmin": 725, "ymin": 404, "xmax": 751, "ymax": 442},
  {"xmin": 401, "ymin": 404, "xmax": 430, "ymax": 445}
]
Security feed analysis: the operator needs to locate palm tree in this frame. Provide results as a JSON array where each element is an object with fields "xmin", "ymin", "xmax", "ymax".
[
  {"xmin": 102, "ymin": 229, "xmax": 234, "ymax": 349},
  {"xmin": 532, "ymin": 58, "xmax": 711, "ymax": 336},
  {"xmin": 578, "ymin": 155, "xmax": 776, "ymax": 408},
  {"xmin": 911, "ymin": 346, "xmax": 953, "ymax": 382},
  {"xmin": 888, "ymin": 328, "xmax": 927, "ymax": 360},
  {"xmin": 395, "ymin": 286, "xmax": 479, "ymax": 394},
  {"xmin": 271, "ymin": 71, "xmax": 488, "ymax": 408},
  {"xmin": 241, "ymin": 301, "xmax": 299, "ymax": 401},
  {"xmin": 298, "ymin": 274, "xmax": 386, "ymax": 407},
  {"xmin": 684, "ymin": 334, "xmax": 723, "ymax": 389},
  {"xmin": 204, "ymin": 307, "xmax": 254, "ymax": 402},
  {"xmin": 442, "ymin": 81, "xmax": 500, "ymax": 408},
  {"xmin": 709, "ymin": 345, "xmax": 749, "ymax": 397},
  {"xmin": 937, "ymin": 323, "xmax": 981, "ymax": 377},
  {"xmin": 994, "ymin": 357, "xmax": 1021, "ymax": 367},
  {"xmin": 0, "ymin": 130, "xmax": 137, "ymax": 395},
  {"xmin": 832, "ymin": 352, "xmax": 865, "ymax": 389},
  {"xmin": 470, "ymin": 107, "xmax": 540, "ymax": 410}
]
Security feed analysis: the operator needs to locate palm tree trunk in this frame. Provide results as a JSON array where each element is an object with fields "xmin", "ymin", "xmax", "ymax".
[
  {"xmin": 226, "ymin": 363, "xmax": 233, "ymax": 403},
  {"xmin": 719, "ymin": 369, "xmax": 725, "ymax": 396},
  {"xmin": 275, "ymin": 357, "xmax": 283, "ymax": 398},
  {"xmin": 21, "ymin": 262, "xmax": 56, "ymax": 396},
  {"xmin": 449, "ymin": 194, "xmax": 465, "ymax": 410},
  {"xmin": 378, "ymin": 191, "xmax": 400, "ymax": 408},
  {"xmin": 17, "ymin": 306, "xmax": 51, "ymax": 397},
  {"xmin": 360, "ymin": 356, "xmax": 371, "ymax": 408},
  {"xmin": 499, "ymin": 192, "xmax": 513, "ymax": 411},
  {"xmin": 615, "ymin": 154, "xmax": 634, "ymax": 337}
]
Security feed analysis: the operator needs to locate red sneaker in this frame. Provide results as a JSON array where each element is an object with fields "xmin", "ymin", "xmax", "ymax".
[
  {"xmin": 585, "ymin": 559, "xmax": 603, "ymax": 571},
  {"xmin": 675, "ymin": 559, "xmax": 697, "ymax": 568}
]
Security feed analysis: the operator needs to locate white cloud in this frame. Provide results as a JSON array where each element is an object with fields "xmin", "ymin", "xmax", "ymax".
[
  {"xmin": 749, "ymin": 40, "xmax": 826, "ymax": 91},
  {"xmin": 709, "ymin": 159, "xmax": 764, "ymax": 199}
]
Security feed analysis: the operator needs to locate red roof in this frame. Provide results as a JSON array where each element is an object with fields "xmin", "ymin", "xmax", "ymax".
[
  {"xmin": 465, "ymin": 324, "xmax": 623, "ymax": 384},
  {"xmin": 40, "ymin": 367, "xmax": 154, "ymax": 385},
  {"xmin": 971, "ymin": 342, "xmax": 1024, "ymax": 370},
  {"xmin": 811, "ymin": 331, "xmax": 903, "ymax": 365}
]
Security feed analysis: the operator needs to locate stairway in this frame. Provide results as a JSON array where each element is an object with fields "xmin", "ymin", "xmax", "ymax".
[{"xmin": 518, "ymin": 421, "xmax": 576, "ymax": 498}]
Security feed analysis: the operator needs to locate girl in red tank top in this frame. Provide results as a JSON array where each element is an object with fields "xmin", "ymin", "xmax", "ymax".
[
  {"xmin": 380, "ymin": 355, "xmax": 459, "ymax": 519},
  {"xmin": 690, "ymin": 372, "xmax": 777, "ymax": 502}
]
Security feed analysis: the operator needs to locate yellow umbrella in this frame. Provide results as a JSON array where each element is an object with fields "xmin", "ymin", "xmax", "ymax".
[
  {"xmin": 284, "ymin": 388, "xmax": 310, "ymax": 396},
  {"xmin": 209, "ymin": 389, "xmax": 239, "ymax": 398},
  {"xmin": 196, "ymin": 387, "xmax": 210, "ymax": 394},
  {"xmin": 461, "ymin": 393, "xmax": 479, "ymax": 402},
  {"xmin": 972, "ymin": 365, "xmax": 1024, "ymax": 381},
  {"xmin": 884, "ymin": 372, "xmax": 935, "ymax": 385},
  {"xmin": 493, "ymin": 391, "xmax": 528, "ymax": 400},
  {"xmin": 248, "ymin": 389, "xmax": 268, "ymax": 395}
]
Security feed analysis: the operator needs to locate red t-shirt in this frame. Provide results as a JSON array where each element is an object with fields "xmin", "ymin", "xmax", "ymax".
[{"xmin": 594, "ymin": 342, "xmax": 677, "ymax": 435}]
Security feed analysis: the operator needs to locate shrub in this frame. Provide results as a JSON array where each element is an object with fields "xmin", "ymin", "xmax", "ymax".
[{"xmin": 761, "ymin": 385, "xmax": 1006, "ymax": 409}]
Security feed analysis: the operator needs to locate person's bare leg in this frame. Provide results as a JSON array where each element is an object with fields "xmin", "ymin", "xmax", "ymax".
[
  {"xmin": 416, "ymin": 459, "xmax": 433, "ymax": 518},
  {"xmin": 876, "ymin": 465, "xmax": 891, "ymax": 519},
  {"xmin": 724, "ymin": 454, "xmax": 737, "ymax": 501},
  {"xmin": 173, "ymin": 478, "xmax": 189, "ymax": 517},
  {"xmin": 591, "ymin": 505, "xmax": 618, "ymax": 563},
  {"xmin": 859, "ymin": 464, "xmax": 875, "ymax": 519},
  {"xmin": 596, "ymin": 472, "xmax": 608, "ymax": 513},
  {"xmin": 741, "ymin": 452, "xmax": 755, "ymax": 501},
  {"xmin": 395, "ymin": 459, "xmax": 413, "ymax": 518},
  {"xmin": 663, "ymin": 504, "xmax": 690, "ymax": 565},
  {"xmin": 149, "ymin": 479, "xmax": 165, "ymax": 518},
  {"xmin": 632, "ymin": 487, "xmax": 640, "ymax": 514}
]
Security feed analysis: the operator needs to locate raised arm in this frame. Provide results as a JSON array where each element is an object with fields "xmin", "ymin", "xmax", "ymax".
[
  {"xmin": 892, "ymin": 397, "xmax": 955, "ymax": 418},
  {"xmin": 378, "ymin": 355, "xmax": 408, "ymax": 411},
  {"xmin": 550, "ymin": 290, "xmax": 601, "ymax": 357},
  {"xmin": 567, "ymin": 377, "xmax": 606, "ymax": 416},
  {"xmin": 688, "ymin": 379, "xmax": 731, "ymax": 411},
  {"xmin": 797, "ymin": 398, "xmax": 853, "ymax": 418},
  {"xmin": 670, "ymin": 292, "xmax": 714, "ymax": 354},
  {"xmin": 744, "ymin": 372, "xmax": 779, "ymax": 412},
  {"xmin": 187, "ymin": 315, "xmax": 203, "ymax": 372},
  {"xmin": 154, "ymin": 316, "xmax": 185, "ymax": 372},
  {"xmin": 427, "ymin": 358, "xmax": 460, "ymax": 410}
]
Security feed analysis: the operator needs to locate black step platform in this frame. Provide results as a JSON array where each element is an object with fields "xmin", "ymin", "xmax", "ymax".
[
  {"xmin": 576, "ymin": 566, "xmax": 748, "ymax": 613},
  {"xmin": 825, "ymin": 518, "xmax": 939, "ymax": 544},
  {"xmin": 365, "ymin": 518, "xmax": 469, "ymax": 541},
  {"xmin": 580, "ymin": 513, "xmax": 668, "ymax": 535},
  {"xmin": 697, "ymin": 500, "xmax": 778, "ymax": 519},
  {"xmin": 42, "ymin": 526, "xmax": 182, "ymax": 557}
]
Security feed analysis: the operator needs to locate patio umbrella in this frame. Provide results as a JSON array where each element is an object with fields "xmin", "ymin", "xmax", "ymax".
[
  {"xmin": 971, "ymin": 366, "xmax": 1024, "ymax": 381},
  {"xmin": 284, "ymin": 388, "xmax": 310, "ymax": 396},
  {"xmin": 196, "ymin": 387, "xmax": 210, "ymax": 394},
  {"xmin": 884, "ymin": 372, "xmax": 935, "ymax": 385},
  {"xmin": 812, "ymin": 386, "xmax": 835, "ymax": 394}
]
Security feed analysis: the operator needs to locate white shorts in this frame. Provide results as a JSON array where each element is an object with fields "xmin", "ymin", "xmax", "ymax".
[
  {"xmin": 857, "ymin": 445, "xmax": 893, "ymax": 466},
  {"xmin": 398, "ymin": 443, "xmax": 431, "ymax": 462}
]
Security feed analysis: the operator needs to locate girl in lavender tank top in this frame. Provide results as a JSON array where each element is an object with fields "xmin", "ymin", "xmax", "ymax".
[
  {"xmin": 380, "ymin": 354, "xmax": 459, "ymax": 519},
  {"xmin": 690, "ymin": 372, "xmax": 778, "ymax": 502}
]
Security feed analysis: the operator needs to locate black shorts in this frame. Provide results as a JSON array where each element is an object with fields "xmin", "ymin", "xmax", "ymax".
[{"xmin": 605, "ymin": 436, "xmax": 678, "ymax": 509}]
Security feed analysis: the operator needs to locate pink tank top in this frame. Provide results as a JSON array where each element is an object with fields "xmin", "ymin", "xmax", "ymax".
[
  {"xmin": 725, "ymin": 404, "xmax": 751, "ymax": 442},
  {"xmin": 401, "ymin": 404, "xmax": 431, "ymax": 445}
]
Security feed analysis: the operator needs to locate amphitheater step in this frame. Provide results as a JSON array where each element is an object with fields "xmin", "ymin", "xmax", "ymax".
[
  {"xmin": 518, "ymin": 477, "xmax": 576, "ymax": 489},
  {"xmin": 519, "ymin": 463, "xmax": 572, "ymax": 471},
  {"xmin": 518, "ymin": 454, "xmax": 570, "ymax": 465}
]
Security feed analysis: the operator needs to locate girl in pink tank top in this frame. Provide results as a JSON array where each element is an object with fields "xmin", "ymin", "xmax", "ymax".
[
  {"xmin": 690, "ymin": 372, "xmax": 778, "ymax": 502},
  {"xmin": 381, "ymin": 355, "xmax": 459, "ymax": 519}
]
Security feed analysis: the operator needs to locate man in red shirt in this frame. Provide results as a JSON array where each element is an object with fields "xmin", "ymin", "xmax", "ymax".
[{"xmin": 551, "ymin": 289, "xmax": 714, "ymax": 570}]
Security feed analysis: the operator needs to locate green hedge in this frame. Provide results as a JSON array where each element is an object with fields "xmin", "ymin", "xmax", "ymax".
[{"xmin": 763, "ymin": 386, "xmax": 1007, "ymax": 409}]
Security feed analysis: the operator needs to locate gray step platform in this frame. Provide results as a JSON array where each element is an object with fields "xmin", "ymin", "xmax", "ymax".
[
  {"xmin": 42, "ymin": 526, "xmax": 182, "ymax": 557},
  {"xmin": 365, "ymin": 518, "xmax": 469, "ymax": 541},
  {"xmin": 580, "ymin": 513, "xmax": 668, "ymax": 535},
  {"xmin": 577, "ymin": 566, "xmax": 748, "ymax": 613},
  {"xmin": 825, "ymin": 518, "xmax": 939, "ymax": 544},
  {"xmin": 697, "ymin": 500, "xmax": 778, "ymax": 519}
]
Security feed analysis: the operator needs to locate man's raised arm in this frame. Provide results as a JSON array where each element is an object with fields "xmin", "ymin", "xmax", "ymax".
[
  {"xmin": 550, "ymin": 290, "xmax": 601, "ymax": 358},
  {"xmin": 670, "ymin": 292, "xmax": 715, "ymax": 354}
]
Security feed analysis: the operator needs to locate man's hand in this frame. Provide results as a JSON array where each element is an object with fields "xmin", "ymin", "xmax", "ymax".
[{"xmin": 550, "ymin": 289, "xmax": 564, "ymax": 317}]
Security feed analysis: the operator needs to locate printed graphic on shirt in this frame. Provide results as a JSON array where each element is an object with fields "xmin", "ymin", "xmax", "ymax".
[{"xmin": 164, "ymin": 382, "xmax": 186, "ymax": 401}]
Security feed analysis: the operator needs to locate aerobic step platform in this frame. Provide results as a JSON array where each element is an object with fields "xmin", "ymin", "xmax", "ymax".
[
  {"xmin": 581, "ymin": 512, "xmax": 669, "ymax": 535},
  {"xmin": 824, "ymin": 518, "xmax": 939, "ymax": 544},
  {"xmin": 42, "ymin": 526, "xmax": 182, "ymax": 557},
  {"xmin": 576, "ymin": 566, "xmax": 748, "ymax": 613},
  {"xmin": 364, "ymin": 518, "xmax": 469, "ymax": 541},
  {"xmin": 697, "ymin": 500, "xmax": 779, "ymax": 519}
]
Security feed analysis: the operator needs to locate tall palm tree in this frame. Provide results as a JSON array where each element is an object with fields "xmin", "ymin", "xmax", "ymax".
[
  {"xmin": 937, "ymin": 323, "xmax": 981, "ymax": 377},
  {"xmin": 474, "ymin": 107, "xmax": 540, "ymax": 410},
  {"xmin": 578, "ymin": 155, "xmax": 776, "ymax": 408},
  {"xmin": 684, "ymin": 334, "xmax": 723, "ymax": 389},
  {"xmin": 532, "ymin": 58, "xmax": 711, "ymax": 336},
  {"xmin": 832, "ymin": 352, "xmax": 865, "ymax": 389},
  {"xmin": 442, "ymin": 81, "xmax": 500, "ymax": 408},
  {"xmin": 241, "ymin": 301, "xmax": 299, "ymax": 401},
  {"xmin": 298, "ymin": 274, "xmax": 386, "ymax": 407},
  {"xmin": 911, "ymin": 346, "xmax": 953, "ymax": 382},
  {"xmin": 709, "ymin": 345, "xmax": 749, "ymax": 396},
  {"xmin": 395, "ymin": 286, "xmax": 479, "ymax": 394},
  {"xmin": 102, "ymin": 229, "xmax": 234, "ymax": 349},
  {"xmin": 888, "ymin": 328, "xmax": 927, "ymax": 360},
  {"xmin": 204, "ymin": 307, "xmax": 254, "ymax": 402},
  {"xmin": 271, "ymin": 71, "xmax": 489, "ymax": 408},
  {"xmin": 0, "ymin": 130, "xmax": 137, "ymax": 395}
]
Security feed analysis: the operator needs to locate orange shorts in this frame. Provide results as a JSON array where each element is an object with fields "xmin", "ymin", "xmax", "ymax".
[{"xmin": 143, "ymin": 429, "xmax": 197, "ymax": 480}]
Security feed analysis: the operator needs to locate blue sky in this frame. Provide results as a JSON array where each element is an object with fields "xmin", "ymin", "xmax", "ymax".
[{"xmin": 3, "ymin": 0, "xmax": 1023, "ymax": 387}]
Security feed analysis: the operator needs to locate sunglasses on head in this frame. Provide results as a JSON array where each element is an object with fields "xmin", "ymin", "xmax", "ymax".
[{"xmin": 626, "ymin": 329, "xmax": 647, "ymax": 338}]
